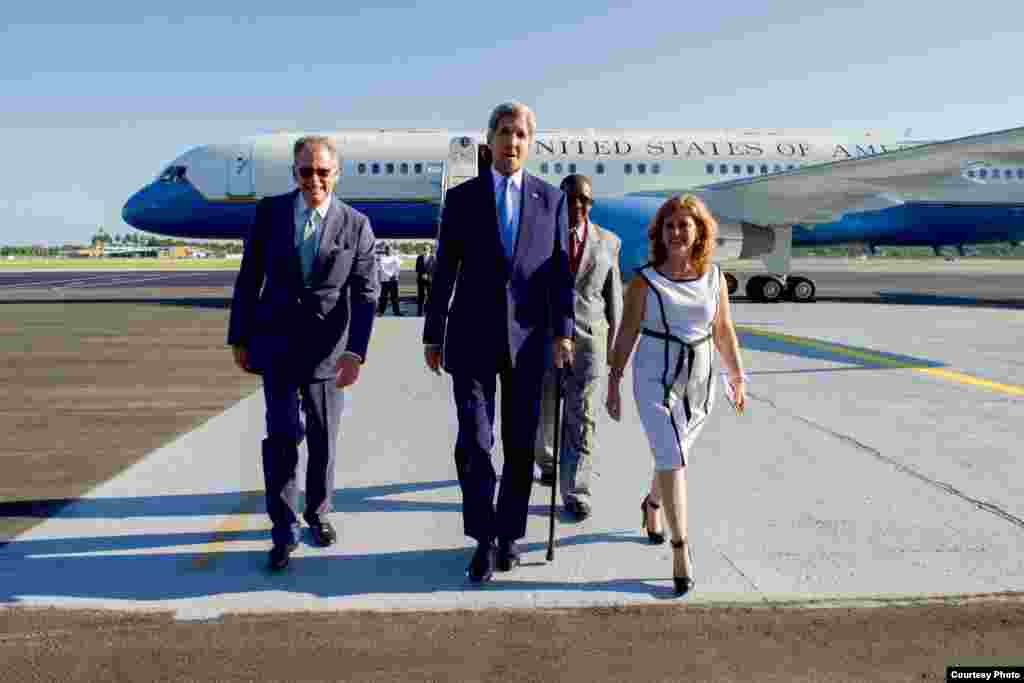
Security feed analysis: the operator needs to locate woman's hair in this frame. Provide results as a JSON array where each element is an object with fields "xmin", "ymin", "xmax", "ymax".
[{"xmin": 647, "ymin": 194, "xmax": 718, "ymax": 275}]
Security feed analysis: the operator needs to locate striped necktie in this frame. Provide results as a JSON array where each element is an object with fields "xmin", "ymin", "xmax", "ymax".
[{"xmin": 497, "ymin": 176, "xmax": 515, "ymax": 259}]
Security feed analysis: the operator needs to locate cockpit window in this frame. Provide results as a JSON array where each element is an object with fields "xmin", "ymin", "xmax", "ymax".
[{"xmin": 158, "ymin": 165, "xmax": 187, "ymax": 183}]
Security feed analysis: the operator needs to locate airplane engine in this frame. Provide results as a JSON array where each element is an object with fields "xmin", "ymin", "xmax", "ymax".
[{"xmin": 716, "ymin": 221, "xmax": 775, "ymax": 261}]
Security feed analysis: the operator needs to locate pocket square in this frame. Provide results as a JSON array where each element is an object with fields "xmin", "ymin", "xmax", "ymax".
[{"xmin": 532, "ymin": 192, "xmax": 541, "ymax": 199}]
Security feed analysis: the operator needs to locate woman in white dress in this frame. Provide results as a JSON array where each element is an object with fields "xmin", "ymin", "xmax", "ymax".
[{"xmin": 606, "ymin": 195, "xmax": 746, "ymax": 596}]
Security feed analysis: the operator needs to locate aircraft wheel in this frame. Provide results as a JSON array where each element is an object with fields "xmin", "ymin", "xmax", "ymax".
[
  {"xmin": 786, "ymin": 276, "xmax": 816, "ymax": 303},
  {"xmin": 745, "ymin": 275, "xmax": 764, "ymax": 301},
  {"xmin": 724, "ymin": 272, "xmax": 738, "ymax": 295},
  {"xmin": 759, "ymin": 276, "xmax": 785, "ymax": 302}
]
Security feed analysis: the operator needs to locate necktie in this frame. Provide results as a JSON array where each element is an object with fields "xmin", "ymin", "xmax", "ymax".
[
  {"xmin": 497, "ymin": 176, "xmax": 515, "ymax": 259},
  {"xmin": 300, "ymin": 209, "xmax": 318, "ymax": 282},
  {"xmin": 569, "ymin": 229, "xmax": 579, "ymax": 273}
]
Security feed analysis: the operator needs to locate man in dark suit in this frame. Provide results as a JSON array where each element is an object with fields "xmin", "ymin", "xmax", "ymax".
[
  {"xmin": 424, "ymin": 102, "xmax": 575, "ymax": 583},
  {"xmin": 228, "ymin": 135, "xmax": 378, "ymax": 570},
  {"xmin": 414, "ymin": 244, "xmax": 435, "ymax": 316}
]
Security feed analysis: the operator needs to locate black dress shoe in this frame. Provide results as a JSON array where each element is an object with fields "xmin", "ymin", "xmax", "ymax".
[
  {"xmin": 308, "ymin": 520, "xmax": 337, "ymax": 547},
  {"xmin": 496, "ymin": 540, "xmax": 521, "ymax": 572},
  {"xmin": 268, "ymin": 542, "xmax": 298, "ymax": 570},
  {"xmin": 467, "ymin": 543, "xmax": 495, "ymax": 584}
]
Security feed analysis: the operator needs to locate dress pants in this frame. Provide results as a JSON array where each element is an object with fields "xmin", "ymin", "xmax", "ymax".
[
  {"xmin": 416, "ymin": 278, "xmax": 431, "ymax": 316},
  {"xmin": 452, "ymin": 364, "xmax": 544, "ymax": 545},
  {"xmin": 378, "ymin": 279, "xmax": 401, "ymax": 315},
  {"xmin": 262, "ymin": 378, "xmax": 344, "ymax": 547},
  {"xmin": 534, "ymin": 345, "xmax": 601, "ymax": 506}
]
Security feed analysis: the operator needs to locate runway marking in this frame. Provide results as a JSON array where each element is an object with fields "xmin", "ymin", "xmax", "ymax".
[
  {"xmin": 189, "ymin": 514, "xmax": 251, "ymax": 570},
  {"xmin": 739, "ymin": 327, "xmax": 1024, "ymax": 397}
]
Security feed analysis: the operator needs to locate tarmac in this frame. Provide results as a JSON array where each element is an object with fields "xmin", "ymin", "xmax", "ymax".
[{"xmin": 2, "ymin": 280, "xmax": 1023, "ymax": 620}]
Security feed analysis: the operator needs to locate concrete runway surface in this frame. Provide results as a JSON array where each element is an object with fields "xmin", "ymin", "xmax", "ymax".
[{"xmin": 1, "ymin": 262, "xmax": 1022, "ymax": 619}]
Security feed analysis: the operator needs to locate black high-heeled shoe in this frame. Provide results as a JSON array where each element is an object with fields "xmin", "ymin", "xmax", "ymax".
[
  {"xmin": 640, "ymin": 495, "xmax": 666, "ymax": 545},
  {"xmin": 672, "ymin": 538, "xmax": 695, "ymax": 597}
]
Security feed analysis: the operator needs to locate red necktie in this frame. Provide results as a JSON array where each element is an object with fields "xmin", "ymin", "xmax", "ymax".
[{"xmin": 570, "ymin": 230, "xmax": 579, "ymax": 273}]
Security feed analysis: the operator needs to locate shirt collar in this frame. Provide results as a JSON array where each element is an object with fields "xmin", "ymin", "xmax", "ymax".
[
  {"xmin": 491, "ymin": 167, "xmax": 524, "ymax": 193},
  {"xmin": 573, "ymin": 219, "xmax": 589, "ymax": 241},
  {"xmin": 296, "ymin": 192, "xmax": 331, "ymax": 220}
]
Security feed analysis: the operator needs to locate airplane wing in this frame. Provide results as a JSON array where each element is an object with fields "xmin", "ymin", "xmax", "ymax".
[{"xmin": 649, "ymin": 124, "xmax": 1024, "ymax": 226}]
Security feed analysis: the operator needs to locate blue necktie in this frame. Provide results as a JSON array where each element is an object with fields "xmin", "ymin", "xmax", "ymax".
[
  {"xmin": 497, "ymin": 176, "xmax": 515, "ymax": 260},
  {"xmin": 299, "ymin": 209, "xmax": 318, "ymax": 282}
]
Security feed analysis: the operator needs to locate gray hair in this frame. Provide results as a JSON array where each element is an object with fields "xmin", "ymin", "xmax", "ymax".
[
  {"xmin": 486, "ymin": 102, "xmax": 536, "ymax": 145},
  {"xmin": 293, "ymin": 135, "xmax": 340, "ymax": 165}
]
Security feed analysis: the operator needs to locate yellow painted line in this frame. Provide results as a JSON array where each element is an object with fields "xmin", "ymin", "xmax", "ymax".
[
  {"xmin": 190, "ymin": 514, "xmax": 249, "ymax": 570},
  {"xmin": 738, "ymin": 326, "xmax": 1024, "ymax": 397}
]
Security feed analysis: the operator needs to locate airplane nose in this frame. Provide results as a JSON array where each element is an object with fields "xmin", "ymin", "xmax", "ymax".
[{"xmin": 121, "ymin": 188, "xmax": 147, "ymax": 227}]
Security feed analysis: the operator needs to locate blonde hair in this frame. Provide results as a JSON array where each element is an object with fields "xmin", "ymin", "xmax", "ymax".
[{"xmin": 647, "ymin": 195, "xmax": 717, "ymax": 276}]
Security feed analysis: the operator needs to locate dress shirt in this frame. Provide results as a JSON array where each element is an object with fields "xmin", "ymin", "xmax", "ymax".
[
  {"xmin": 294, "ymin": 194, "xmax": 330, "ymax": 243},
  {"xmin": 379, "ymin": 253, "xmax": 402, "ymax": 281}
]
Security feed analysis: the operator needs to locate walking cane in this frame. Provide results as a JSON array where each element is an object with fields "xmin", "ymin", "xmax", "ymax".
[{"xmin": 546, "ymin": 365, "xmax": 565, "ymax": 562}]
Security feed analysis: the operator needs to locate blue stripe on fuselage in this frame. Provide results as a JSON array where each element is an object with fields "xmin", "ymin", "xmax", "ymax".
[{"xmin": 122, "ymin": 180, "xmax": 440, "ymax": 240}]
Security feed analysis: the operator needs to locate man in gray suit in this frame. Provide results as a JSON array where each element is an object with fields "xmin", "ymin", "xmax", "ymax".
[
  {"xmin": 535, "ymin": 174, "xmax": 622, "ymax": 520},
  {"xmin": 228, "ymin": 135, "xmax": 379, "ymax": 570}
]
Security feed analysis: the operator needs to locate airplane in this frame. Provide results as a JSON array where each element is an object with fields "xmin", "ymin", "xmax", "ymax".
[{"xmin": 123, "ymin": 125, "xmax": 1024, "ymax": 302}]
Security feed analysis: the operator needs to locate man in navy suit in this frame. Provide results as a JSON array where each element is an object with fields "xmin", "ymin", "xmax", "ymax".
[
  {"xmin": 424, "ymin": 102, "xmax": 575, "ymax": 583},
  {"xmin": 228, "ymin": 136, "xmax": 378, "ymax": 570}
]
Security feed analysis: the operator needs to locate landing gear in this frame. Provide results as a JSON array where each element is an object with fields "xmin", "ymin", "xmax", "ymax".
[
  {"xmin": 745, "ymin": 275, "xmax": 785, "ymax": 302},
  {"xmin": 743, "ymin": 274, "xmax": 816, "ymax": 303},
  {"xmin": 785, "ymin": 276, "xmax": 816, "ymax": 302}
]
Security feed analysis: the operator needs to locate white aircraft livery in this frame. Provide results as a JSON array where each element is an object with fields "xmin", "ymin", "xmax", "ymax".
[{"xmin": 123, "ymin": 125, "xmax": 1024, "ymax": 301}]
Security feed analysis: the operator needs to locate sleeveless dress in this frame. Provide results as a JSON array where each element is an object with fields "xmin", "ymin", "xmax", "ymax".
[{"xmin": 632, "ymin": 263, "xmax": 721, "ymax": 470}]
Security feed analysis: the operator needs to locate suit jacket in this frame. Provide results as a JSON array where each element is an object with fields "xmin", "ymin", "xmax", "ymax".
[
  {"xmin": 571, "ymin": 222, "xmax": 623, "ymax": 366},
  {"xmin": 423, "ymin": 169, "xmax": 574, "ymax": 377},
  {"xmin": 415, "ymin": 253, "xmax": 435, "ymax": 282},
  {"xmin": 227, "ymin": 190, "xmax": 379, "ymax": 381}
]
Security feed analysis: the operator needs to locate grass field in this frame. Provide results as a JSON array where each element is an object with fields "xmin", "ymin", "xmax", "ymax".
[{"xmin": 0, "ymin": 257, "xmax": 243, "ymax": 270}]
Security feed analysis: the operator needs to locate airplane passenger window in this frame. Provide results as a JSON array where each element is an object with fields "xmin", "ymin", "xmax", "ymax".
[
  {"xmin": 357, "ymin": 163, "xmax": 367, "ymax": 175},
  {"xmin": 719, "ymin": 164, "xmax": 728, "ymax": 174},
  {"xmin": 746, "ymin": 164, "xmax": 755, "ymax": 174},
  {"xmin": 400, "ymin": 162, "xmax": 409, "ymax": 175},
  {"xmin": 540, "ymin": 162, "xmax": 550, "ymax": 174},
  {"xmin": 372, "ymin": 163, "xmax": 380, "ymax": 175},
  {"xmin": 624, "ymin": 163, "xmax": 633, "ymax": 175},
  {"xmin": 760, "ymin": 164, "xmax": 768, "ymax": 174},
  {"xmin": 568, "ymin": 163, "xmax": 577, "ymax": 174},
  {"xmin": 967, "ymin": 170, "xmax": 976, "ymax": 178},
  {"xmin": 385, "ymin": 163, "xmax": 395, "ymax": 175},
  {"xmin": 993, "ymin": 169, "xmax": 1001, "ymax": 178},
  {"xmin": 595, "ymin": 162, "xmax": 605, "ymax": 175},
  {"xmin": 651, "ymin": 163, "xmax": 660, "ymax": 174},
  {"xmin": 1017, "ymin": 169, "xmax": 1024, "ymax": 179},
  {"xmin": 637, "ymin": 163, "xmax": 646, "ymax": 175},
  {"xmin": 554, "ymin": 162, "xmax": 563, "ymax": 174},
  {"xmin": 414, "ymin": 162, "xmax": 423, "ymax": 174},
  {"xmin": 731, "ymin": 164, "xmax": 740, "ymax": 174},
  {"xmin": 774, "ymin": 164, "xmax": 783, "ymax": 172},
  {"xmin": 706, "ymin": 164, "xmax": 715, "ymax": 174},
  {"xmin": 787, "ymin": 164, "xmax": 795, "ymax": 170},
  {"xmin": 979, "ymin": 169, "xmax": 988, "ymax": 178}
]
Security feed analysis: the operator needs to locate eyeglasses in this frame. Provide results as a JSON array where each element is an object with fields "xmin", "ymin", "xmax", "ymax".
[{"xmin": 297, "ymin": 166, "xmax": 336, "ymax": 179}]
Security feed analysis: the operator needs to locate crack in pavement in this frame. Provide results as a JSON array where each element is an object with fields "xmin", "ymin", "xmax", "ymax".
[
  {"xmin": 716, "ymin": 548, "xmax": 766, "ymax": 600},
  {"xmin": 747, "ymin": 391, "xmax": 1024, "ymax": 532}
]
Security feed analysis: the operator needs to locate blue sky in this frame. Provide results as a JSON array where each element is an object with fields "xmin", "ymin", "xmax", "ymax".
[{"xmin": 2, "ymin": 1, "xmax": 1022, "ymax": 245}]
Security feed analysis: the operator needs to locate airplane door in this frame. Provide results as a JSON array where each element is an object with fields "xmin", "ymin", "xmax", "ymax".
[
  {"xmin": 447, "ymin": 136, "xmax": 479, "ymax": 191},
  {"xmin": 227, "ymin": 144, "xmax": 254, "ymax": 197}
]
